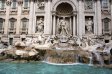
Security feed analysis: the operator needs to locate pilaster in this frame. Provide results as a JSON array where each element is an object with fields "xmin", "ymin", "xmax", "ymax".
[
  {"xmin": 32, "ymin": 0, "xmax": 36, "ymax": 34},
  {"xmin": 53, "ymin": 14, "xmax": 56, "ymax": 35},
  {"xmin": 4, "ymin": 0, "xmax": 11, "ymax": 35},
  {"xmin": 111, "ymin": 0, "xmax": 112, "ymax": 35},
  {"xmin": 97, "ymin": 0, "xmax": 102, "ymax": 35},
  {"xmin": 78, "ymin": 0, "xmax": 84, "ymax": 38},
  {"xmin": 28, "ymin": 0, "xmax": 34, "ymax": 35},
  {"xmin": 16, "ymin": 0, "xmax": 22, "ymax": 34},
  {"xmin": 44, "ymin": 0, "xmax": 52, "ymax": 35},
  {"xmin": 94, "ymin": 0, "xmax": 97, "ymax": 35},
  {"xmin": 73, "ymin": 15, "xmax": 76, "ymax": 36}
]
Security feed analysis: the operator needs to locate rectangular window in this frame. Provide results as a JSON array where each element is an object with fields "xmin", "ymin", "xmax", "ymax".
[
  {"xmin": 24, "ymin": 0, "xmax": 29, "ymax": 8},
  {"xmin": 12, "ymin": 0, "xmax": 17, "ymax": 9},
  {"xmin": 0, "ymin": 0, "xmax": 5, "ymax": 9},
  {"xmin": 101, "ymin": 0, "xmax": 109, "ymax": 8},
  {"xmin": 22, "ymin": 21, "xmax": 27, "ymax": 29},
  {"xmin": 0, "ymin": 20, "xmax": 3, "ymax": 30},
  {"xmin": 104, "ymin": 21, "xmax": 109, "ymax": 31},
  {"xmin": 103, "ymin": 18, "xmax": 110, "ymax": 32},
  {"xmin": 10, "ymin": 21, "xmax": 15, "ymax": 30}
]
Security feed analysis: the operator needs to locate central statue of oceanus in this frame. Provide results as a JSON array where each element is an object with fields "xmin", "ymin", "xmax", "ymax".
[{"xmin": 58, "ymin": 18, "xmax": 68, "ymax": 35}]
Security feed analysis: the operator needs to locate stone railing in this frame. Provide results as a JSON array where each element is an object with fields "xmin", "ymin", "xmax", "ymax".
[
  {"xmin": 22, "ymin": 7, "xmax": 30, "ymax": 15},
  {"xmin": 0, "ymin": 8, "xmax": 6, "ymax": 15},
  {"xmin": 20, "ymin": 28, "xmax": 28, "ymax": 34},
  {"xmin": 8, "ymin": 28, "xmax": 16, "ymax": 33}
]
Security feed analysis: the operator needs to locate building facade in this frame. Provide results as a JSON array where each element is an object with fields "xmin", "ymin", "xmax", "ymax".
[{"xmin": 0, "ymin": 0, "xmax": 112, "ymax": 45}]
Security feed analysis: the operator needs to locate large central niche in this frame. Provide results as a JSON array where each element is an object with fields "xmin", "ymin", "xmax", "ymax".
[
  {"xmin": 55, "ymin": 3, "xmax": 74, "ymax": 35},
  {"xmin": 56, "ymin": 3, "xmax": 73, "ymax": 16}
]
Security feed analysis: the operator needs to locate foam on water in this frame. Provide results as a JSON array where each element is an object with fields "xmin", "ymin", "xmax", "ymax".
[{"xmin": 42, "ymin": 61, "xmax": 82, "ymax": 66}]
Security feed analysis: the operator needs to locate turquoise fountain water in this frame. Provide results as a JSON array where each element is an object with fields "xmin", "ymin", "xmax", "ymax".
[{"xmin": 0, "ymin": 62, "xmax": 112, "ymax": 74}]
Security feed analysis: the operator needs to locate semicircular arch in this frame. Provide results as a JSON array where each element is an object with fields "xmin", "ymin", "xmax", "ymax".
[{"xmin": 52, "ymin": 0, "xmax": 77, "ymax": 12}]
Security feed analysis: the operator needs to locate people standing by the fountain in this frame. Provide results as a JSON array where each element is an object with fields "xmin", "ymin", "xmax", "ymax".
[
  {"xmin": 58, "ymin": 18, "xmax": 68, "ymax": 35},
  {"xmin": 86, "ymin": 18, "xmax": 93, "ymax": 34},
  {"xmin": 36, "ymin": 18, "xmax": 44, "ymax": 33}
]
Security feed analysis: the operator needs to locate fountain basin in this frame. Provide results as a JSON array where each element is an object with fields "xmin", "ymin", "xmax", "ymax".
[{"xmin": 0, "ymin": 62, "xmax": 112, "ymax": 74}]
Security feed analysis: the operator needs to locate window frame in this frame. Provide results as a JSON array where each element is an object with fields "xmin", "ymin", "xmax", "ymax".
[
  {"xmin": 0, "ymin": 18, "xmax": 4, "ymax": 30},
  {"xmin": 0, "ymin": 0, "xmax": 5, "ymax": 9},
  {"xmin": 23, "ymin": 0, "xmax": 29, "ymax": 9},
  {"xmin": 102, "ymin": 18, "xmax": 111, "ymax": 34},
  {"xmin": 11, "ymin": 0, "xmax": 17, "ymax": 9},
  {"xmin": 21, "ymin": 18, "xmax": 29, "ymax": 30},
  {"xmin": 101, "ymin": 0, "xmax": 110, "ymax": 10},
  {"xmin": 9, "ymin": 18, "xmax": 16, "ymax": 30}
]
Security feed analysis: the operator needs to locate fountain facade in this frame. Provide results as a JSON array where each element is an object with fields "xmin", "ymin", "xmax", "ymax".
[{"xmin": 0, "ymin": 32, "xmax": 112, "ymax": 67}]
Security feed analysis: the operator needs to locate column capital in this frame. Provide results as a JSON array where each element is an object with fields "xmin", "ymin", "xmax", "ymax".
[
  {"xmin": 52, "ymin": 11, "xmax": 56, "ymax": 16},
  {"xmin": 73, "ymin": 11, "xmax": 77, "ymax": 15}
]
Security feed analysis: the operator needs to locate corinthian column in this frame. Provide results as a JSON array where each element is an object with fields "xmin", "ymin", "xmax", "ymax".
[
  {"xmin": 28, "ymin": 0, "xmax": 34, "ymax": 35},
  {"xmin": 53, "ymin": 14, "xmax": 56, "ymax": 35},
  {"xmin": 94, "ymin": 1, "xmax": 97, "ymax": 35},
  {"xmin": 4, "ymin": 0, "xmax": 11, "ymax": 34},
  {"xmin": 32, "ymin": 0, "xmax": 36, "ymax": 34},
  {"xmin": 78, "ymin": 0, "xmax": 84, "ymax": 38},
  {"xmin": 73, "ymin": 15, "xmax": 76, "ymax": 36},
  {"xmin": 97, "ymin": 0, "xmax": 102, "ymax": 35},
  {"xmin": 111, "ymin": 0, "xmax": 112, "ymax": 34},
  {"xmin": 16, "ymin": 0, "xmax": 22, "ymax": 34},
  {"xmin": 44, "ymin": 0, "xmax": 52, "ymax": 35}
]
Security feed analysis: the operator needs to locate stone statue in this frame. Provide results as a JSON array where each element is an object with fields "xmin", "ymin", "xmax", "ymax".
[
  {"xmin": 58, "ymin": 19, "xmax": 68, "ymax": 35},
  {"xmin": 85, "ymin": 1, "xmax": 93, "ymax": 10},
  {"xmin": 37, "ymin": 1, "xmax": 45, "ymax": 10},
  {"xmin": 85, "ymin": 18, "xmax": 93, "ymax": 34},
  {"xmin": 36, "ymin": 18, "xmax": 44, "ymax": 33},
  {"xmin": 37, "ymin": 33, "xmax": 45, "ymax": 45}
]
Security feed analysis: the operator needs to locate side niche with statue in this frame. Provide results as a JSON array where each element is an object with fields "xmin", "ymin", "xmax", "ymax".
[
  {"xmin": 85, "ymin": 17, "xmax": 94, "ymax": 34},
  {"xmin": 36, "ymin": 17, "xmax": 44, "ymax": 33}
]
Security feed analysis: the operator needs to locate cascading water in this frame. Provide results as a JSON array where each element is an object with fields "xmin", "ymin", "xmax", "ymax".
[
  {"xmin": 75, "ymin": 54, "xmax": 79, "ymax": 63},
  {"xmin": 88, "ymin": 53, "xmax": 93, "ymax": 66},
  {"xmin": 93, "ymin": 52, "xmax": 104, "ymax": 66}
]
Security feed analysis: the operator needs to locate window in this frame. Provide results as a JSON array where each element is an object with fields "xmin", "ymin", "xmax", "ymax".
[
  {"xmin": 23, "ymin": 0, "xmax": 29, "ymax": 8},
  {"xmin": 21, "ymin": 18, "xmax": 28, "ymax": 30},
  {"xmin": 12, "ymin": 0, "xmax": 17, "ymax": 9},
  {"xmin": 9, "ymin": 18, "xmax": 16, "ymax": 30},
  {"xmin": 10, "ymin": 21, "xmax": 15, "ymax": 29},
  {"xmin": 104, "ymin": 18, "xmax": 109, "ymax": 31},
  {"xmin": 101, "ymin": 0, "xmax": 109, "ymax": 8},
  {"xmin": 0, "ymin": 18, "xmax": 4, "ymax": 30},
  {"xmin": 103, "ymin": 18, "xmax": 110, "ymax": 32},
  {"xmin": 0, "ymin": 0, "xmax": 5, "ymax": 9}
]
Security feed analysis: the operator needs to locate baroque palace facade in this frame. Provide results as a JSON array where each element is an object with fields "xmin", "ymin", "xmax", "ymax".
[{"xmin": 0, "ymin": 0, "xmax": 112, "ymax": 45}]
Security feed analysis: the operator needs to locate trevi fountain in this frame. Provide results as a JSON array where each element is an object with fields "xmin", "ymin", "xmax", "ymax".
[
  {"xmin": 0, "ymin": 27, "xmax": 112, "ymax": 74},
  {"xmin": 0, "ymin": 17, "xmax": 112, "ymax": 74}
]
